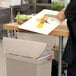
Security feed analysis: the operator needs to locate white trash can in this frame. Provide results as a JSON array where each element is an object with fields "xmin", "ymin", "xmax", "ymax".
[{"xmin": 3, "ymin": 37, "xmax": 54, "ymax": 76}]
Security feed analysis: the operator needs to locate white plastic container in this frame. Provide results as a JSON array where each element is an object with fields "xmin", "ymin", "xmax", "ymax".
[{"xmin": 3, "ymin": 37, "xmax": 54, "ymax": 76}]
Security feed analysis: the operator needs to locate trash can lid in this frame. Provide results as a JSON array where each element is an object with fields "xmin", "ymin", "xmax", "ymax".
[{"xmin": 3, "ymin": 37, "xmax": 47, "ymax": 59}]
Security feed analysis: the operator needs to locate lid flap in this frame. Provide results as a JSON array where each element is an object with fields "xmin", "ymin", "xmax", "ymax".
[{"xmin": 3, "ymin": 37, "xmax": 47, "ymax": 59}]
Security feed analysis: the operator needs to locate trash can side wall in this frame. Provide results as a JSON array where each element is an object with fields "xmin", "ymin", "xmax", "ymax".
[{"xmin": 6, "ymin": 58, "xmax": 37, "ymax": 76}]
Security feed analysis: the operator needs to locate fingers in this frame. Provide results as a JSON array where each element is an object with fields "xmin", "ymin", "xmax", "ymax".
[{"xmin": 56, "ymin": 8, "xmax": 66, "ymax": 21}]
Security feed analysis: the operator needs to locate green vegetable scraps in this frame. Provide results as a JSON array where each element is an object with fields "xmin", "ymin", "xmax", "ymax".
[{"xmin": 15, "ymin": 14, "xmax": 31, "ymax": 20}]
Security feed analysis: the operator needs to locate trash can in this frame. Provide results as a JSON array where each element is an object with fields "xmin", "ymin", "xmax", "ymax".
[{"xmin": 3, "ymin": 37, "xmax": 54, "ymax": 76}]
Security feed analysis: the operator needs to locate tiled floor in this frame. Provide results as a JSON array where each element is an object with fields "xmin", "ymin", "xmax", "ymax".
[{"xmin": 0, "ymin": 39, "xmax": 6, "ymax": 76}]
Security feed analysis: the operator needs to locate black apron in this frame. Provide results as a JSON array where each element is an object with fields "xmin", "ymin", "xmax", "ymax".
[
  {"xmin": 62, "ymin": 0, "xmax": 76, "ymax": 64},
  {"xmin": 62, "ymin": 20, "xmax": 76, "ymax": 64}
]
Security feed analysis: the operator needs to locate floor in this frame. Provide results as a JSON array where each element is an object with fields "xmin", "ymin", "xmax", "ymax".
[{"xmin": 0, "ymin": 39, "xmax": 6, "ymax": 76}]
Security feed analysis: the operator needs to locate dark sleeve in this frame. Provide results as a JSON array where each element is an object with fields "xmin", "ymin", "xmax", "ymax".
[
  {"xmin": 71, "ymin": 20, "xmax": 76, "ymax": 39},
  {"xmin": 64, "ymin": 0, "xmax": 76, "ymax": 21}
]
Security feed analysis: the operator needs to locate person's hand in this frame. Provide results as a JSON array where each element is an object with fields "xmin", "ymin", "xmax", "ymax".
[{"xmin": 56, "ymin": 8, "xmax": 66, "ymax": 21}]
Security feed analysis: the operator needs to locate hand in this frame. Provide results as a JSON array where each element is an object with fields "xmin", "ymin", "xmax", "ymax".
[{"xmin": 56, "ymin": 8, "xmax": 66, "ymax": 21}]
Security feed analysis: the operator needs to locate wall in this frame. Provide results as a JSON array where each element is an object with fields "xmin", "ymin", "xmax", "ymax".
[
  {"xmin": 0, "ymin": 0, "xmax": 10, "ymax": 7},
  {"xmin": 0, "ymin": 0, "xmax": 21, "ymax": 7}
]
